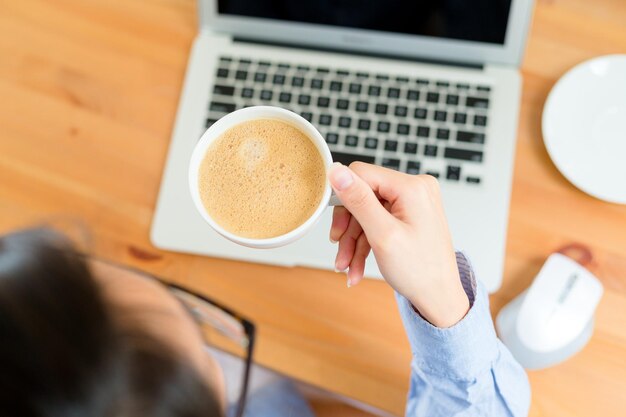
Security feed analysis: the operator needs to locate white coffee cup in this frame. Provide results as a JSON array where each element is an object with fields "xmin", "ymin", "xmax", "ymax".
[{"xmin": 189, "ymin": 106, "xmax": 336, "ymax": 249}]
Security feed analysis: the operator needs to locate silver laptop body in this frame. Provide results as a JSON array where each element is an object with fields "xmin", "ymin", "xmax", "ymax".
[{"xmin": 152, "ymin": 0, "xmax": 535, "ymax": 292}]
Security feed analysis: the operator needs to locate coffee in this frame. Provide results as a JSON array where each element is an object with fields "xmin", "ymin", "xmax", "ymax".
[{"xmin": 198, "ymin": 118, "xmax": 326, "ymax": 239}]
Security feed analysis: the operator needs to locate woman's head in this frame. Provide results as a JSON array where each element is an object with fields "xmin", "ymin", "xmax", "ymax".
[{"xmin": 0, "ymin": 229, "xmax": 225, "ymax": 417}]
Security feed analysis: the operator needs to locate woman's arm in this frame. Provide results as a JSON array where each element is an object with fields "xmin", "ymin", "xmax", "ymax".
[
  {"xmin": 397, "ymin": 252, "xmax": 530, "ymax": 417},
  {"xmin": 328, "ymin": 162, "xmax": 530, "ymax": 416}
]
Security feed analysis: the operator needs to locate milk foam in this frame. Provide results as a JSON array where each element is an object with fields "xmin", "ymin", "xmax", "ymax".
[{"xmin": 198, "ymin": 119, "xmax": 326, "ymax": 239}]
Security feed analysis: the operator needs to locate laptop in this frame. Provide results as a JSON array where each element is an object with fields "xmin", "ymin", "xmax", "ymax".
[{"xmin": 151, "ymin": 0, "xmax": 534, "ymax": 293}]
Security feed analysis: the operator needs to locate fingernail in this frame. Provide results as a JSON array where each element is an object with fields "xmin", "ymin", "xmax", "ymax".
[
  {"xmin": 346, "ymin": 276, "xmax": 352, "ymax": 288},
  {"xmin": 330, "ymin": 236, "xmax": 337, "ymax": 244},
  {"xmin": 329, "ymin": 163, "xmax": 353, "ymax": 191},
  {"xmin": 334, "ymin": 266, "xmax": 346, "ymax": 273}
]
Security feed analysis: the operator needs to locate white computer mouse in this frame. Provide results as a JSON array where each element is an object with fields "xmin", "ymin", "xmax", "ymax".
[{"xmin": 496, "ymin": 253, "xmax": 604, "ymax": 370}]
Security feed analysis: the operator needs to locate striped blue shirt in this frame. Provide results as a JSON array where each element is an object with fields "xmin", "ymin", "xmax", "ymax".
[{"xmin": 238, "ymin": 253, "xmax": 531, "ymax": 417}]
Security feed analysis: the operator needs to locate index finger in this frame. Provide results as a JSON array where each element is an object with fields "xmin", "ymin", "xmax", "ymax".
[{"xmin": 330, "ymin": 206, "xmax": 350, "ymax": 243}]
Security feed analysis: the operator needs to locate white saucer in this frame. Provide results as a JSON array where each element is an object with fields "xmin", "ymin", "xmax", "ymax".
[{"xmin": 542, "ymin": 55, "xmax": 626, "ymax": 204}]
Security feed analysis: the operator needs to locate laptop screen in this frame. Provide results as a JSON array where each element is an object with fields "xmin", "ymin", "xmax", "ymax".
[{"xmin": 217, "ymin": 0, "xmax": 512, "ymax": 45}]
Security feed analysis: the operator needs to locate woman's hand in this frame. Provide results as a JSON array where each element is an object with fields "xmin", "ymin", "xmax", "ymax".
[{"xmin": 328, "ymin": 162, "xmax": 469, "ymax": 328}]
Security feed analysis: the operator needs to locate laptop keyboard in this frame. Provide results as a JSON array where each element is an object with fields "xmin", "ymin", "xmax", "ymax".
[{"xmin": 206, "ymin": 56, "xmax": 491, "ymax": 183}]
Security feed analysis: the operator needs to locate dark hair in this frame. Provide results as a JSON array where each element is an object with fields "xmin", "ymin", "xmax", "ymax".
[{"xmin": 0, "ymin": 229, "xmax": 223, "ymax": 417}]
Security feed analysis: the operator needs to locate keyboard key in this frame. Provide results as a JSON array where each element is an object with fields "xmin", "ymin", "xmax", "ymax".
[
  {"xmin": 279, "ymin": 92, "xmax": 292, "ymax": 103},
  {"xmin": 377, "ymin": 121, "xmax": 390, "ymax": 133},
  {"xmin": 407, "ymin": 90, "xmax": 420, "ymax": 101},
  {"xmin": 296, "ymin": 64, "xmax": 310, "ymax": 71},
  {"xmin": 273, "ymin": 74, "xmax": 285, "ymax": 85},
  {"xmin": 349, "ymin": 83, "xmax": 362, "ymax": 94},
  {"xmin": 436, "ymin": 81, "xmax": 450, "ymax": 87},
  {"xmin": 434, "ymin": 110, "xmax": 447, "ymax": 122},
  {"xmin": 317, "ymin": 96, "xmax": 330, "ymax": 108},
  {"xmin": 396, "ymin": 76, "xmax": 409, "ymax": 83},
  {"xmin": 424, "ymin": 144, "xmax": 438, "ymax": 157},
  {"xmin": 437, "ymin": 128, "xmax": 450, "ymax": 140},
  {"xmin": 456, "ymin": 83, "xmax": 470, "ymax": 90},
  {"xmin": 466, "ymin": 96, "xmax": 490, "ymax": 108},
  {"xmin": 387, "ymin": 87, "xmax": 400, "ymax": 98},
  {"xmin": 382, "ymin": 158, "xmax": 401, "ymax": 170},
  {"xmin": 311, "ymin": 78, "xmax": 324, "ymax": 89},
  {"xmin": 219, "ymin": 56, "xmax": 232, "ymax": 63},
  {"xmin": 258, "ymin": 60, "xmax": 271, "ymax": 67},
  {"xmin": 376, "ymin": 74, "xmax": 389, "ymax": 81},
  {"xmin": 319, "ymin": 114, "xmax": 332, "ymax": 126},
  {"xmin": 358, "ymin": 119, "xmax": 371, "ymax": 130},
  {"xmin": 336, "ymin": 99, "xmax": 350, "ymax": 110},
  {"xmin": 446, "ymin": 165, "xmax": 461, "ymax": 181},
  {"xmin": 426, "ymin": 171, "xmax": 440, "ymax": 178},
  {"xmin": 210, "ymin": 101, "xmax": 235, "ymax": 113},
  {"xmin": 417, "ymin": 126, "xmax": 430, "ymax": 138},
  {"xmin": 292, "ymin": 76, "xmax": 304, "ymax": 87},
  {"xmin": 356, "ymin": 72, "xmax": 369, "ymax": 78},
  {"xmin": 368, "ymin": 85, "xmax": 381, "ymax": 96},
  {"xmin": 446, "ymin": 94, "xmax": 459, "ymax": 105},
  {"xmin": 239, "ymin": 58, "xmax": 252, "ymax": 65},
  {"xmin": 338, "ymin": 116, "xmax": 351, "ymax": 128},
  {"xmin": 404, "ymin": 142, "xmax": 418, "ymax": 154},
  {"xmin": 356, "ymin": 101, "xmax": 369, "ymax": 112},
  {"xmin": 301, "ymin": 111, "xmax": 312, "ymax": 122},
  {"xmin": 326, "ymin": 133, "xmax": 339, "ymax": 144},
  {"xmin": 254, "ymin": 72, "xmax": 267, "ymax": 82},
  {"xmin": 216, "ymin": 68, "xmax": 229, "ymax": 78},
  {"xmin": 416, "ymin": 78, "xmax": 429, "ymax": 85},
  {"xmin": 332, "ymin": 152, "xmax": 375, "ymax": 165},
  {"xmin": 444, "ymin": 147, "xmax": 483, "ymax": 162},
  {"xmin": 477, "ymin": 86, "xmax": 491, "ymax": 92},
  {"xmin": 375, "ymin": 104, "xmax": 388, "ymax": 114},
  {"xmin": 205, "ymin": 118, "xmax": 218, "ymax": 128},
  {"xmin": 406, "ymin": 161, "xmax": 421, "ymax": 175},
  {"xmin": 235, "ymin": 70, "xmax": 248, "ymax": 80},
  {"xmin": 336, "ymin": 69, "xmax": 350, "ymax": 76},
  {"xmin": 466, "ymin": 176, "xmax": 481, "ymax": 184},
  {"xmin": 260, "ymin": 90, "xmax": 273, "ymax": 101},
  {"xmin": 395, "ymin": 106, "xmax": 408, "ymax": 117},
  {"xmin": 330, "ymin": 81, "xmax": 343, "ymax": 92},
  {"xmin": 213, "ymin": 84, "xmax": 235, "ymax": 96},
  {"xmin": 242, "ymin": 87, "xmax": 254, "ymax": 98},
  {"xmin": 385, "ymin": 140, "xmax": 398, "ymax": 151},
  {"xmin": 317, "ymin": 67, "xmax": 330, "ymax": 73},
  {"xmin": 457, "ymin": 130, "xmax": 485, "ymax": 144},
  {"xmin": 364, "ymin": 137, "xmax": 378, "ymax": 149},
  {"xmin": 298, "ymin": 94, "xmax": 311, "ymax": 105},
  {"xmin": 474, "ymin": 115, "xmax": 488, "ymax": 126},
  {"xmin": 345, "ymin": 135, "xmax": 359, "ymax": 147},
  {"xmin": 277, "ymin": 63, "xmax": 290, "ymax": 69},
  {"xmin": 426, "ymin": 92, "xmax": 440, "ymax": 103},
  {"xmin": 397, "ymin": 124, "xmax": 410, "ymax": 135},
  {"xmin": 453, "ymin": 112, "xmax": 467, "ymax": 124},
  {"xmin": 414, "ymin": 108, "xmax": 427, "ymax": 119}
]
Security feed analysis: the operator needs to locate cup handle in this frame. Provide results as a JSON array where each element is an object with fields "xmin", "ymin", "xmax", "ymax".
[{"xmin": 328, "ymin": 191, "xmax": 342, "ymax": 207}]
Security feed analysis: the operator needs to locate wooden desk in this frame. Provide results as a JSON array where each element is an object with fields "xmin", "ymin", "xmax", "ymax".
[{"xmin": 1, "ymin": 1, "xmax": 625, "ymax": 415}]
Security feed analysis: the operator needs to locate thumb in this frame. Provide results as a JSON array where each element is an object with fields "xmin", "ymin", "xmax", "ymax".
[{"xmin": 328, "ymin": 163, "xmax": 393, "ymax": 239}]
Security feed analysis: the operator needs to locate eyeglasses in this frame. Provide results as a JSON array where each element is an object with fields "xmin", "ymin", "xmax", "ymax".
[
  {"xmin": 88, "ymin": 257, "xmax": 256, "ymax": 417},
  {"xmin": 167, "ymin": 284, "xmax": 255, "ymax": 417}
]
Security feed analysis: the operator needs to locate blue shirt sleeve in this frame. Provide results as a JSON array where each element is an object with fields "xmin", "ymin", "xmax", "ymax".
[{"xmin": 396, "ymin": 252, "xmax": 531, "ymax": 417}]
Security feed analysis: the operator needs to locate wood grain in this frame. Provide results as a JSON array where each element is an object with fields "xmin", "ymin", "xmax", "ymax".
[{"xmin": 1, "ymin": 0, "xmax": 625, "ymax": 416}]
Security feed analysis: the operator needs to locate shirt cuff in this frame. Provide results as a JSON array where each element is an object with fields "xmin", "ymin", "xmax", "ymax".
[{"xmin": 395, "ymin": 252, "xmax": 498, "ymax": 381}]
